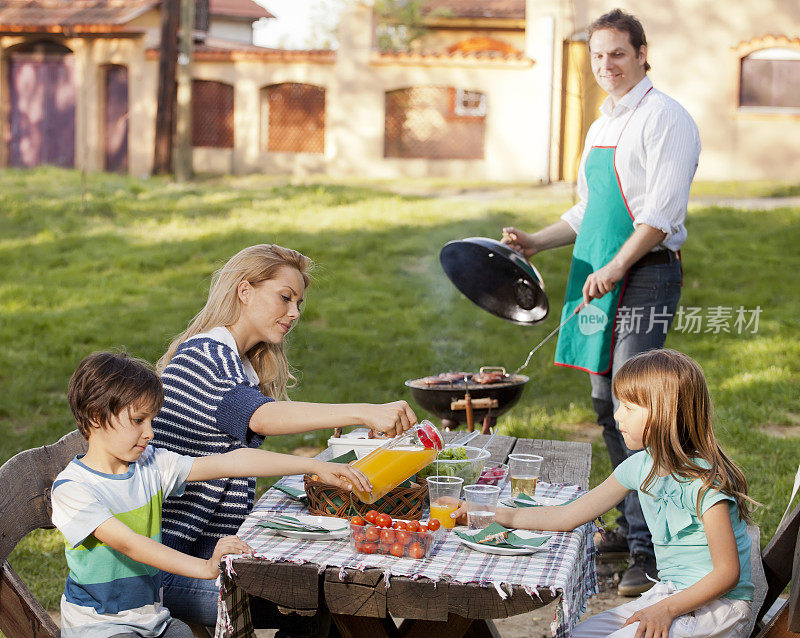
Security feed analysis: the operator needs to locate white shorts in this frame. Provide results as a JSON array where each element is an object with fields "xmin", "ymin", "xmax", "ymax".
[{"xmin": 573, "ymin": 581, "xmax": 752, "ymax": 638}]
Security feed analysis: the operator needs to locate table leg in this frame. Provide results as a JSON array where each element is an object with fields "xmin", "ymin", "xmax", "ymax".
[
  {"xmin": 397, "ymin": 614, "xmax": 499, "ymax": 638},
  {"xmin": 332, "ymin": 613, "xmax": 400, "ymax": 638}
]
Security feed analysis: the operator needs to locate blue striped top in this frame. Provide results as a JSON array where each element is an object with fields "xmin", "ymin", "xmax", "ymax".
[{"xmin": 152, "ymin": 328, "xmax": 272, "ymax": 559}]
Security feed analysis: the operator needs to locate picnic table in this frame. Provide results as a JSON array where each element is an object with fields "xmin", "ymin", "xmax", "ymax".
[{"xmin": 216, "ymin": 434, "xmax": 597, "ymax": 638}]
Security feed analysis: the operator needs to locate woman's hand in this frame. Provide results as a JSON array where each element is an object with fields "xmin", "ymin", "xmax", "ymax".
[
  {"xmin": 622, "ymin": 600, "xmax": 677, "ymax": 638},
  {"xmin": 205, "ymin": 535, "xmax": 253, "ymax": 579},
  {"xmin": 360, "ymin": 401, "xmax": 417, "ymax": 437},
  {"xmin": 312, "ymin": 460, "xmax": 372, "ymax": 493},
  {"xmin": 501, "ymin": 227, "xmax": 538, "ymax": 258}
]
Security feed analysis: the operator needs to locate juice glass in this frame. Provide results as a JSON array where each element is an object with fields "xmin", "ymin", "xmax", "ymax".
[
  {"xmin": 350, "ymin": 420, "xmax": 443, "ymax": 503},
  {"xmin": 426, "ymin": 476, "xmax": 464, "ymax": 530},
  {"xmin": 508, "ymin": 453, "xmax": 543, "ymax": 498}
]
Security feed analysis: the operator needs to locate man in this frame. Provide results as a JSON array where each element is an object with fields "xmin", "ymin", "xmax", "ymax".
[{"xmin": 502, "ymin": 9, "xmax": 700, "ymax": 596}]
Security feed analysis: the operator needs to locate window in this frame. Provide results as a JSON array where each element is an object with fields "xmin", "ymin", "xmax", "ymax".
[
  {"xmin": 261, "ymin": 83, "xmax": 325, "ymax": 153},
  {"xmin": 384, "ymin": 87, "xmax": 486, "ymax": 159},
  {"xmin": 192, "ymin": 80, "xmax": 234, "ymax": 148},
  {"xmin": 740, "ymin": 47, "xmax": 800, "ymax": 109}
]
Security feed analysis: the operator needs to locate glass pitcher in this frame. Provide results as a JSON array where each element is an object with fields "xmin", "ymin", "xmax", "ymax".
[{"xmin": 350, "ymin": 420, "xmax": 443, "ymax": 504}]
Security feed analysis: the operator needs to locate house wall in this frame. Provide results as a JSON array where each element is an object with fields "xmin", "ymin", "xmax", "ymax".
[
  {"xmin": 416, "ymin": 28, "xmax": 526, "ymax": 54},
  {"xmin": 562, "ymin": 0, "xmax": 800, "ymax": 181},
  {"xmin": 207, "ymin": 18, "xmax": 256, "ymax": 44}
]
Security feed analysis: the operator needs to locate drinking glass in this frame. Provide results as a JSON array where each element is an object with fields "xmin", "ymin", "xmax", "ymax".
[
  {"xmin": 426, "ymin": 476, "xmax": 464, "ymax": 530},
  {"xmin": 507, "ymin": 453, "xmax": 543, "ymax": 498},
  {"xmin": 463, "ymin": 484, "xmax": 501, "ymax": 530}
]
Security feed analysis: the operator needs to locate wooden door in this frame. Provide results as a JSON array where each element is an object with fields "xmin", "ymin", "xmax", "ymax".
[
  {"xmin": 8, "ymin": 53, "xmax": 75, "ymax": 168},
  {"xmin": 104, "ymin": 64, "xmax": 128, "ymax": 173}
]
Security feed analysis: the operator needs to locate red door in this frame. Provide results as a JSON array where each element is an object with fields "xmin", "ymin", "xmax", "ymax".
[
  {"xmin": 104, "ymin": 65, "xmax": 128, "ymax": 172},
  {"xmin": 8, "ymin": 53, "xmax": 76, "ymax": 167}
]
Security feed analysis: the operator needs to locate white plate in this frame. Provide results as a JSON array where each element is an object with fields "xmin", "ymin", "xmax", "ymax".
[
  {"xmin": 501, "ymin": 495, "xmax": 564, "ymax": 508},
  {"xmin": 253, "ymin": 514, "xmax": 349, "ymax": 540},
  {"xmin": 456, "ymin": 529, "xmax": 550, "ymax": 556}
]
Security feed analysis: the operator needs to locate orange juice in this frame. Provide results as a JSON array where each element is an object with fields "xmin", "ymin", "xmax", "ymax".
[
  {"xmin": 429, "ymin": 502, "xmax": 458, "ymax": 529},
  {"xmin": 351, "ymin": 447, "xmax": 437, "ymax": 504}
]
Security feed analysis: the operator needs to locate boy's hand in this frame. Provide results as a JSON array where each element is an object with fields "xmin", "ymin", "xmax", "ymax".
[
  {"xmin": 312, "ymin": 460, "xmax": 372, "ymax": 493},
  {"xmin": 205, "ymin": 535, "xmax": 253, "ymax": 579},
  {"xmin": 622, "ymin": 600, "xmax": 677, "ymax": 638}
]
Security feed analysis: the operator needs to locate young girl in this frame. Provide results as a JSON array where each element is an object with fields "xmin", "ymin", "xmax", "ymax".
[{"xmin": 455, "ymin": 349, "xmax": 755, "ymax": 637}]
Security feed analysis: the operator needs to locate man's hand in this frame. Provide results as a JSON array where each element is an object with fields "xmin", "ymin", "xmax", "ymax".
[
  {"xmin": 501, "ymin": 227, "xmax": 539, "ymax": 257},
  {"xmin": 360, "ymin": 401, "xmax": 417, "ymax": 438},
  {"xmin": 622, "ymin": 600, "xmax": 678, "ymax": 638},
  {"xmin": 205, "ymin": 535, "xmax": 253, "ymax": 579},
  {"xmin": 311, "ymin": 460, "xmax": 372, "ymax": 493},
  {"xmin": 582, "ymin": 261, "xmax": 627, "ymax": 304}
]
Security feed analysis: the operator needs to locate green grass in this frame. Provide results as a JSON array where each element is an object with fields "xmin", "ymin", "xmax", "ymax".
[{"xmin": 1, "ymin": 167, "xmax": 799, "ymax": 610}]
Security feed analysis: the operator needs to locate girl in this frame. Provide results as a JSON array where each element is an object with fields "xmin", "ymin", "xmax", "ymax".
[
  {"xmin": 151, "ymin": 244, "xmax": 417, "ymax": 629},
  {"xmin": 456, "ymin": 349, "xmax": 755, "ymax": 637}
]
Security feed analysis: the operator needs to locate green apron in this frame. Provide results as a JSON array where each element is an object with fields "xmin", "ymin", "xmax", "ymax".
[{"xmin": 554, "ymin": 144, "xmax": 634, "ymax": 374}]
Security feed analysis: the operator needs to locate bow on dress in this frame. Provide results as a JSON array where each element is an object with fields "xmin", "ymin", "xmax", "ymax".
[{"xmin": 650, "ymin": 481, "xmax": 693, "ymax": 543}]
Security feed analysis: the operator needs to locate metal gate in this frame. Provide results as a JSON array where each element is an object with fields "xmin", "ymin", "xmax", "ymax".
[{"xmin": 8, "ymin": 52, "xmax": 76, "ymax": 168}]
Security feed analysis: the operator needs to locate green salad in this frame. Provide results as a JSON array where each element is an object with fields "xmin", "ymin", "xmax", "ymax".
[{"xmin": 416, "ymin": 446, "xmax": 482, "ymax": 484}]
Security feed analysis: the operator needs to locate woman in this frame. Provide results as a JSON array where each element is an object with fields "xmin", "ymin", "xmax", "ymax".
[{"xmin": 152, "ymin": 244, "xmax": 416, "ymax": 629}]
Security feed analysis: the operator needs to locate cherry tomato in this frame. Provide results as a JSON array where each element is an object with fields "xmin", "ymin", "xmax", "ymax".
[
  {"xmin": 418, "ymin": 523, "xmax": 428, "ymax": 532},
  {"xmin": 379, "ymin": 543, "xmax": 392, "ymax": 554},
  {"xmin": 364, "ymin": 510, "xmax": 379, "ymax": 524},
  {"xmin": 361, "ymin": 542, "xmax": 378, "ymax": 554},
  {"xmin": 405, "ymin": 521, "xmax": 419, "ymax": 532},
  {"xmin": 408, "ymin": 542, "xmax": 425, "ymax": 559},
  {"xmin": 380, "ymin": 529, "xmax": 396, "ymax": 544},
  {"xmin": 392, "ymin": 521, "xmax": 402, "ymax": 529},
  {"xmin": 394, "ymin": 521, "xmax": 407, "ymax": 531},
  {"xmin": 389, "ymin": 542, "xmax": 405, "ymax": 557},
  {"xmin": 427, "ymin": 518, "xmax": 441, "ymax": 531},
  {"xmin": 365, "ymin": 525, "xmax": 380, "ymax": 542},
  {"xmin": 353, "ymin": 529, "xmax": 366, "ymax": 543},
  {"xmin": 351, "ymin": 516, "xmax": 366, "ymax": 526},
  {"xmin": 396, "ymin": 530, "xmax": 412, "ymax": 546},
  {"xmin": 375, "ymin": 513, "xmax": 392, "ymax": 528}
]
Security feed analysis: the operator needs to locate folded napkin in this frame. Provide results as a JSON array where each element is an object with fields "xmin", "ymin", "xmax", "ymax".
[
  {"xmin": 256, "ymin": 515, "xmax": 344, "ymax": 533},
  {"xmin": 501, "ymin": 493, "xmax": 579, "ymax": 508},
  {"xmin": 329, "ymin": 450, "xmax": 358, "ymax": 464},
  {"xmin": 455, "ymin": 522, "xmax": 550, "ymax": 549},
  {"xmin": 271, "ymin": 484, "xmax": 308, "ymax": 504}
]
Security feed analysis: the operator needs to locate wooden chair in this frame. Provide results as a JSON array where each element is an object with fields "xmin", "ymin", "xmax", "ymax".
[
  {"xmin": 751, "ymin": 500, "xmax": 800, "ymax": 637},
  {"xmin": 0, "ymin": 429, "xmax": 87, "ymax": 638}
]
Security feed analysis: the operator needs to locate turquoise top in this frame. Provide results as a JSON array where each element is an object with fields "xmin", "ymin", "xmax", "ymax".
[{"xmin": 614, "ymin": 451, "xmax": 753, "ymax": 600}]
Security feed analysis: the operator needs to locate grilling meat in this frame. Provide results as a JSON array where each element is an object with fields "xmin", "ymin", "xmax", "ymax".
[
  {"xmin": 472, "ymin": 371, "xmax": 507, "ymax": 384},
  {"xmin": 420, "ymin": 371, "xmax": 473, "ymax": 386}
]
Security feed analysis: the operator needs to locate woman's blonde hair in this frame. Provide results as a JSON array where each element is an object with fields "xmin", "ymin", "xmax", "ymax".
[
  {"xmin": 613, "ymin": 349, "xmax": 755, "ymax": 523},
  {"xmin": 157, "ymin": 244, "xmax": 313, "ymax": 400}
]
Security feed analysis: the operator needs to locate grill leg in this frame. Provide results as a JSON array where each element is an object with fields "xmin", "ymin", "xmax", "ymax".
[{"xmin": 481, "ymin": 416, "xmax": 495, "ymax": 434}]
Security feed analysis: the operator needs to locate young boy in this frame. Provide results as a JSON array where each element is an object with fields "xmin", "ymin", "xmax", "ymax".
[{"xmin": 51, "ymin": 351, "xmax": 370, "ymax": 637}]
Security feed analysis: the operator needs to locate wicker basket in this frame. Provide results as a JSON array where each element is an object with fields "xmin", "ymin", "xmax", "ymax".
[{"xmin": 303, "ymin": 474, "xmax": 427, "ymax": 520}]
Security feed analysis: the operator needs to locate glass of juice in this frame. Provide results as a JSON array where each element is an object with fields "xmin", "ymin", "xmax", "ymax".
[
  {"xmin": 507, "ymin": 453, "xmax": 543, "ymax": 498},
  {"xmin": 426, "ymin": 476, "xmax": 464, "ymax": 530},
  {"xmin": 463, "ymin": 484, "xmax": 501, "ymax": 530},
  {"xmin": 350, "ymin": 420, "xmax": 443, "ymax": 504}
]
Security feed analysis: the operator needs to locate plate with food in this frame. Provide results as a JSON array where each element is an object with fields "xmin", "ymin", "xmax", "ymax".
[{"xmin": 252, "ymin": 513, "xmax": 349, "ymax": 540}]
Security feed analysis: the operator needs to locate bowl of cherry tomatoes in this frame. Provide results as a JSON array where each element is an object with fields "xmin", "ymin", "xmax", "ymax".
[{"xmin": 349, "ymin": 510, "xmax": 442, "ymax": 559}]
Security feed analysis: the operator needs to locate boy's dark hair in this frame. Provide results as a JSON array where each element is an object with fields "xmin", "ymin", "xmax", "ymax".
[
  {"xmin": 588, "ymin": 8, "xmax": 651, "ymax": 72},
  {"xmin": 68, "ymin": 351, "xmax": 163, "ymax": 439}
]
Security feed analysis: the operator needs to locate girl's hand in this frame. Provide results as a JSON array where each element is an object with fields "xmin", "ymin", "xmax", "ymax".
[
  {"xmin": 360, "ymin": 401, "xmax": 417, "ymax": 438},
  {"xmin": 312, "ymin": 460, "xmax": 372, "ymax": 493},
  {"xmin": 501, "ymin": 227, "xmax": 538, "ymax": 257},
  {"xmin": 205, "ymin": 535, "xmax": 253, "ymax": 579},
  {"xmin": 622, "ymin": 600, "xmax": 677, "ymax": 638},
  {"xmin": 448, "ymin": 498, "xmax": 470, "ymax": 525}
]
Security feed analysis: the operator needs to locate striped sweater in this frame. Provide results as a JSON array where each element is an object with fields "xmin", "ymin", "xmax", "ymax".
[{"xmin": 152, "ymin": 331, "xmax": 271, "ymax": 559}]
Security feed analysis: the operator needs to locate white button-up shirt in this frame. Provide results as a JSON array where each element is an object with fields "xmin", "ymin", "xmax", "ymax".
[{"xmin": 561, "ymin": 76, "xmax": 701, "ymax": 253}]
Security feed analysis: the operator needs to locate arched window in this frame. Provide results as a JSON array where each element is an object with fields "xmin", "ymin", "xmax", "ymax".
[
  {"xmin": 740, "ymin": 47, "xmax": 800, "ymax": 108},
  {"xmin": 192, "ymin": 80, "xmax": 234, "ymax": 148},
  {"xmin": 261, "ymin": 83, "xmax": 325, "ymax": 153},
  {"xmin": 384, "ymin": 87, "xmax": 486, "ymax": 159}
]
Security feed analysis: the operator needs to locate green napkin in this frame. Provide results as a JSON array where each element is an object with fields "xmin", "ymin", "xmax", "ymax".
[
  {"xmin": 455, "ymin": 522, "xmax": 550, "ymax": 549},
  {"xmin": 504, "ymin": 493, "xmax": 539, "ymax": 508},
  {"xmin": 329, "ymin": 450, "xmax": 358, "ymax": 464},
  {"xmin": 272, "ymin": 484, "xmax": 308, "ymax": 504},
  {"xmin": 256, "ymin": 515, "xmax": 344, "ymax": 533}
]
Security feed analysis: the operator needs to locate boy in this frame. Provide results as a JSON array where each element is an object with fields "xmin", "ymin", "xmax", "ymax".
[{"xmin": 51, "ymin": 351, "xmax": 370, "ymax": 637}]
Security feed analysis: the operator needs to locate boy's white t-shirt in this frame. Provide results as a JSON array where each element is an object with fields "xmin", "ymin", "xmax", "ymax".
[{"xmin": 51, "ymin": 446, "xmax": 194, "ymax": 637}]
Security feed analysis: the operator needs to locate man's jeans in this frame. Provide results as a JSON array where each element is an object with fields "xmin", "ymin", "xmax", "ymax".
[
  {"xmin": 589, "ymin": 257, "xmax": 682, "ymax": 557},
  {"xmin": 162, "ymin": 571, "xmax": 329, "ymax": 636}
]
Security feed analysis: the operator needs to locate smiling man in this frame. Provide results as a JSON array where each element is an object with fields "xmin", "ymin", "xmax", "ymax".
[{"xmin": 501, "ymin": 9, "xmax": 700, "ymax": 596}]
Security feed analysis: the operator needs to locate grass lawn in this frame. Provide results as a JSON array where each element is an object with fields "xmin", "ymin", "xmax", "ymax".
[{"xmin": 1, "ymin": 168, "xmax": 799, "ymax": 611}]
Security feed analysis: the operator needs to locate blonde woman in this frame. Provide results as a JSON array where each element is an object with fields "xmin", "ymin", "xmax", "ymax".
[{"xmin": 152, "ymin": 244, "xmax": 416, "ymax": 630}]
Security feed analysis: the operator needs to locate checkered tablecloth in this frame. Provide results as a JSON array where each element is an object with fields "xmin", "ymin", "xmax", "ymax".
[{"xmin": 216, "ymin": 476, "xmax": 598, "ymax": 638}]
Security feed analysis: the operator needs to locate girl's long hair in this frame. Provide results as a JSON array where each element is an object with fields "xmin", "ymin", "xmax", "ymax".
[
  {"xmin": 157, "ymin": 244, "xmax": 313, "ymax": 400},
  {"xmin": 613, "ymin": 349, "xmax": 755, "ymax": 523}
]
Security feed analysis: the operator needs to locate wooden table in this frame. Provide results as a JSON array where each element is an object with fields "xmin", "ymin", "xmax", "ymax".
[{"xmin": 229, "ymin": 435, "xmax": 592, "ymax": 638}]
